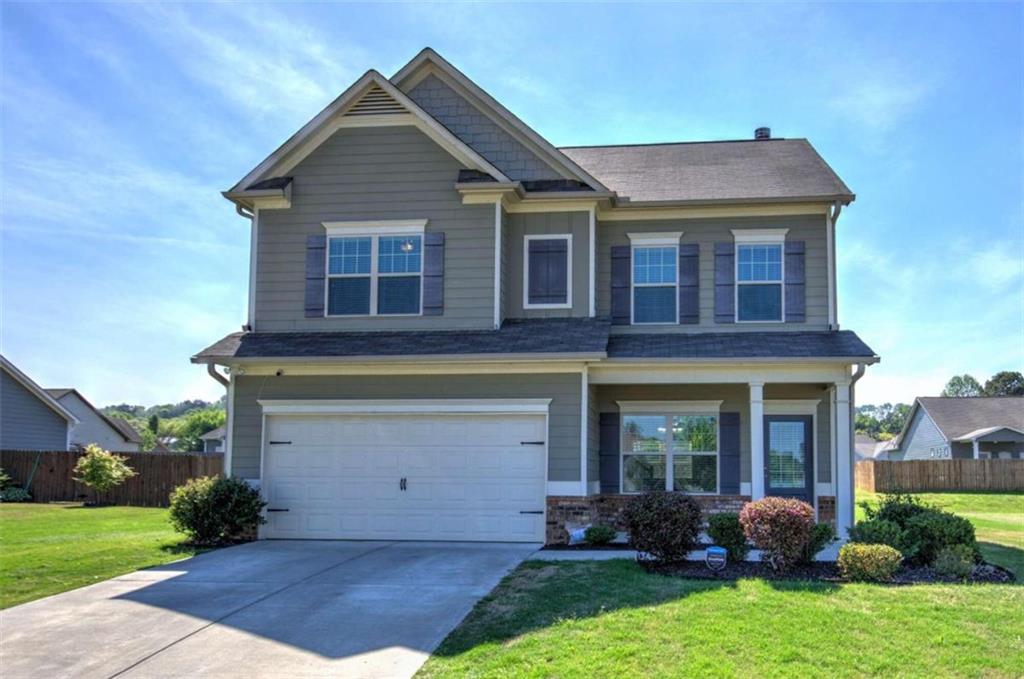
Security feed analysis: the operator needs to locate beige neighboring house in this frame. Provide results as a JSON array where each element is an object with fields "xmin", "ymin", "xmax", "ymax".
[
  {"xmin": 46, "ymin": 389, "xmax": 142, "ymax": 453},
  {"xmin": 199, "ymin": 425, "xmax": 226, "ymax": 453}
]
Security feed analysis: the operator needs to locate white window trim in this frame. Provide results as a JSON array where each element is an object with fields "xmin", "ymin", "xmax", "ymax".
[
  {"xmin": 630, "ymin": 235, "xmax": 681, "ymax": 326},
  {"xmin": 523, "ymin": 233, "xmax": 573, "ymax": 310},
  {"xmin": 733, "ymin": 229, "xmax": 787, "ymax": 324},
  {"xmin": 619, "ymin": 400, "xmax": 723, "ymax": 495},
  {"xmin": 323, "ymin": 224, "xmax": 426, "ymax": 318}
]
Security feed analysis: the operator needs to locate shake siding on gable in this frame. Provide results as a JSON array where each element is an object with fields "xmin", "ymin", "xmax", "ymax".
[
  {"xmin": 255, "ymin": 126, "xmax": 495, "ymax": 332},
  {"xmin": 896, "ymin": 408, "xmax": 949, "ymax": 461},
  {"xmin": 505, "ymin": 211, "xmax": 591, "ymax": 319},
  {"xmin": 595, "ymin": 214, "xmax": 830, "ymax": 332},
  {"xmin": 0, "ymin": 371, "xmax": 68, "ymax": 450}
]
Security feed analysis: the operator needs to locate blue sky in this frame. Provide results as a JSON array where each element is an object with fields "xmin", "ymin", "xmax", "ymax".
[{"xmin": 1, "ymin": 2, "xmax": 1021, "ymax": 407}]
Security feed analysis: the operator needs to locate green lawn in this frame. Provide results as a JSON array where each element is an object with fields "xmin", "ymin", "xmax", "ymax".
[
  {"xmin": 0, "ymin": 503, "xmax": 198, "ymax": 609},
  {"xmin": 420, "ymin": 492, "xmax": 1024, "ymax": 678}
]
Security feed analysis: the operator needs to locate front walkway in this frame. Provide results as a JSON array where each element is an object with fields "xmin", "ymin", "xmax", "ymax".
[{"xmin": 1, "ymin": 540, "xmax": 536, "ymax": 679}]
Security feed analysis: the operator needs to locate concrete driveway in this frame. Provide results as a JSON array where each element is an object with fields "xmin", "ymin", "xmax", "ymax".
[{"xmin": 1, "ymin": 540, "xmax": 537, "ymax": 679}]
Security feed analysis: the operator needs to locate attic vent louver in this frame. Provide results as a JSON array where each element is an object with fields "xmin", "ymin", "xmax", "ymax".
[{"xmin": 344, "ymin": 86, "xmax": 407, "ymax": 116}]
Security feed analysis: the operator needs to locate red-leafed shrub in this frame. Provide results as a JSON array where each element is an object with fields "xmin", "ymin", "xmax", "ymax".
[
  {"xmin": 739, "ymin": 497, "xmax": 816, "ymax": 572},
  {"xmin": 623, "ymin": 491, "xmax": 702, "ymax": 563}
]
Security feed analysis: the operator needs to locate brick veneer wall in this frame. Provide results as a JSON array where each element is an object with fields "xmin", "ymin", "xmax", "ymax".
[
  {"xmin": 546, "ymin": 494, "xmax": 750, "ymax": 545},
  {"xmin": 817, "ymin": 495, "xmax": 836, "ymax": 526}
]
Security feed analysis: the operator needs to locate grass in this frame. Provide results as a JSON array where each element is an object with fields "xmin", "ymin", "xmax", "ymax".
[
  {"xmin": 0, "ymin": 503, "xmax": 198, "ymax": 609},
  {"xmin": 419, "ymin": 491, "xmax": 1024, "ymax": 678}
]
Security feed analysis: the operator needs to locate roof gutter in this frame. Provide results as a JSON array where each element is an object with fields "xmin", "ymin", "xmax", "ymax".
[{"xmin": 206, "ymin": 363, "xmax": 229, "ymax": 388}]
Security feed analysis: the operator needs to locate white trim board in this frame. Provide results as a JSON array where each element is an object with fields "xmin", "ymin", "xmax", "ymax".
[
  {"xmin": 627, "ymin": 231, "xmax": 683, "ymax": 246},
  {"xmin": 257, "ymin": 399, "xmax": 552, "ymax": 415},
  {"xmin": 731, "ymin": 228, "xmax": 789, "ymax": 243},
  {"xmin": 323, "ymin": 220, "xmax": 426, "ymax": 236},
  {"xmin": 617, "ymin": 400, "xmax": 723, "ymax": 413}
]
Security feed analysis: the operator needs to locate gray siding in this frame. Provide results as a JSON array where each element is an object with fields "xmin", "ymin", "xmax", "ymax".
[
  {"xmin": 406, "ymin": 74, "xmax": 562, "ymax": 181},
  {"xmin": 898, "ymin": 408, "xmax": 950, "ymax": 460},
  {"xmin": 255, "ymin": 126, "xmax": 495, "ymax": 332},
  {"xmin": 588, "ymin": 382, "xmax": 599, "ymax": 484},
  {"xmin": 596, "ymin": 214, "xmax": 830, "ymax": 332},
  {"xmin": 59, "ymin": 392, "xmax": 139, "ymax": 452},
  {"xmin": 500, "ymin": 207, "xmax": 509, "ymax": 323},
  {"xmin": 505, "ymin": 212, "xmax": 591, "ymax": 318},
  {"xmin": 230, "ymin": 373, "xmax": 582, "ymax": 481},
  {"xmin": 0, "ymin": 370, "xmax": 68, "ymax": 450}
]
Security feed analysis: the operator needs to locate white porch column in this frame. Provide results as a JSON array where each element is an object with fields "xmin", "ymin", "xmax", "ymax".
[
  {"xmin": 749, "ymin": 382, "xmax": 765, "ymax": 499},
  {"xmin": 972, "ymin": 439, "xmax": 980, "ymax": 459},
  {"xmin": 835, "ymin": 381, "xmax": 853, "ymax": 539}
]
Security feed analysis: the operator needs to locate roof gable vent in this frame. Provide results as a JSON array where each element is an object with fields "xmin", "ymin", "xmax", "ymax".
[{"xmin": 344, "ymin": 85, "xmax": 407, "ymax": 116}]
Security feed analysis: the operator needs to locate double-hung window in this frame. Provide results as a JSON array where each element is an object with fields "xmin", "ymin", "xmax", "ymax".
[
  {"xmin": 733, "ymin": 229, "xmax": 786, "ymax": 322},
  {"xmin": 325, "ymin": 222, "xmax": 424, "ymax": 316},
  {"xmin": 620, "ymin": 402, "xmax": 721, "ymax": 494},
  {"xmin": 629, "ymin": 232, "xmax": 681, "ymax": 324},
  {"xmin": 524, "ymin": 234, "xmax": 571, "ymax": 308}
]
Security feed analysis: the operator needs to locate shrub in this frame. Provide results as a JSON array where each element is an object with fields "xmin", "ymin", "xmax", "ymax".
[
  {"xmin": 0, "ymin": 467, "xmax": 11, "ymax": 490},
  {"xmin": 934, "ymin": 544, "xmax": 976, "ymax": 579},
  {"xmin": 838, "ymin": 543, "xmax": 902, "ymax": 582},
  {"xmin": 169, "ymin": 476, "xmax": 266, "ymax": 545},
  {"xmin": 623, "ymin": 491, "xmax": 702, "ymax": 563},
  {"xmin": 583, "ymin": 525, "xmax": 617, "ymax": 546},
  {"xmin": 902, "ymin": 509, "xmax": 978, "ymax": 566},
  {"xmin": 739, "ymin": 497, "xmax": 815, "ymax": 572},
  {"xmin": 0, "ymin": 487, "xmax": 32, "ymax": 502},
  {"xmin": 861, "ymin": 492, "xmax": 931, "ymax": 526},
  {"xmin": 800, "ymin": 522, "xmax": 836, "ymax": 564},
  {"xmin": 848, "ymin": 518, "xmax": 905, "ymax": 553},
  {"xmin": 72, "ymin": 444, "xmax": 136, "ymax": 494},
  {"xmin": 707, "ymin": 512, "xmax": 750, "ymax": 562}
]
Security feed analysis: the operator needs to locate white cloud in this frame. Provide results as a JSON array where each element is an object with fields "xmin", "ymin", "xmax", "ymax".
[{"xmin": 829, "ymin": 79, "xmax": 932, "ymax": 132}]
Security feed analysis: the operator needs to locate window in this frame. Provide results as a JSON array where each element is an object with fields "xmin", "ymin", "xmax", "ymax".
[
  {"xmin": 632, "ymin": 246, "xmax": 677, "ymax": 324},
  {"xmin": 326, "ymin": 233, "xmax": 422, "ymax": 316},
  {"xmin": 736, "ymin": 243, "xmax": 783, "ymax": 322},
  {"xmin": 621, "ymin": 408, "xmax": 719, "ymax": 494},
  {"xmin": 524, "ymin": 235, "xmax": 571, "ymax": 308}
]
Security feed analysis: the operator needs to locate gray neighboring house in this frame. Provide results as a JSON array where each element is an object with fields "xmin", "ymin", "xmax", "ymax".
[
  {"xmin": 193, "ymin": 48, "xmax": 878, "ymax": 544},
  {"xmin": 888, "ymin": 397, "xmax": 1024, "ymax": 461},
  {"xmin": 0, "ymin": 356, "xmax": 78, "ymax": 451},
  {"xmin": 199, "ymin": 425, "xmax": 226, "ymax": 453},
  {"xmin": 46, "ymin": 389, "xmax": 142, "ymax": 453}
]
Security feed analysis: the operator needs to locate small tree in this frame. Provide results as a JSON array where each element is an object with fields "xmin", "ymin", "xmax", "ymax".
[
  {"xmin": 148, "ymin": 414, "xmax": 160, "ymax": 434},
  {"xmin": 941, "ymin": 374, "xmax": 982, "ymax": 398},
  {"xmin": 73, "ymin": 444, "xmax": 136, "ymax": 496}
]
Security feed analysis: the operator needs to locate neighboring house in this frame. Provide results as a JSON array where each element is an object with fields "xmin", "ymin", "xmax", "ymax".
[
  {"xmin": 0, "ymin": 355, "xmax": 78, "ymax": 450},
  {"xmin": 45, "ymin": 389, "xmax": 142, "ymax": 453},
  {"xmin": 193, "ymin": 48, "xmax": 878, "ymax": 544},
  {"xmin": 199, "ymin": 425, "xmax": 226, "ymax": 453},
  {"xmin": 887, "ymin": 397, "xmax": 1024, "ymax": 461},
  {"xmin": 854, "ymin": 434, "xmax": 876, "ymax": 460}
]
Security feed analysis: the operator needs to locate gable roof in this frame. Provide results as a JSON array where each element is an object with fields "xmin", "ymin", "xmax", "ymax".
[
  {"xmin": 46, "ymin": 388, "xmax": 142, "ymax": 444},
  {"xmin": 227, "ymin": 69, "xmax": 512, "ymax": 199},
  {"xmin": 199, "ymin": 425, "xmax": 226, "ymax": 441},
  {"xmin": 391, "ymin": 48, "xmax": 611, "ymax": 192},
  {"xmin": 911, "ymin": 397, "xmax": 1024, "ymax": 442},
  {"xmin": 559, "ymin": 139, "xmax": 854, "ymax": 205},
  {"xmin": 0, "ymin": 356, "xmax": 78, "ymax": 424},
  {"xmin": 952, "ymin": 426, "xmax": 1024, "ymax": 442}
]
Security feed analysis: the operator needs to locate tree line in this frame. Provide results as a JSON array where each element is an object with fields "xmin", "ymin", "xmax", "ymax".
[{"xmin": 102, "ymin": 398, "xmax": 225, "ymax": 452}]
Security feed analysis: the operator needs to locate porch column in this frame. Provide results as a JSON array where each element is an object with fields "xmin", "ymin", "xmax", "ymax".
[
  {"xmin": 973, "ymin": 439, "xmax": 980, "ymax": 459},
  {"xmin": 835, "ymin": 381, "xmax": 853, "ymax": 539},
  {"xmin": 749, "ymin": 382, "xmax": 765, "ymax": 499}
]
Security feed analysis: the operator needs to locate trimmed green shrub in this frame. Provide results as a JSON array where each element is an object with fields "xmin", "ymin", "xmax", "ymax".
[
  {"xmin": 0, "ymin": 487, "xmax": 32, "ymax": 502},
  {"xmin": 72, "ymin": 444, "xmax": 136, "ymax": 494},
  {"xmin": 902, "ymin": 509, "xmax": 978, "ymax": 566},
  {"xmin": 849, "ymin": 518, "xmax": 905, "ymax": 553},
  {"xmin": 707, "ymin": 512, "xmax": 750, "ymax": 562},
  {"xmin": 934, "ymin": 544, "xmax": 976, "ymax": 579},
  {"xmin": 739, "ymin": 497, "xmax": 815, "ymax": 572},
  {"xmin": 0, "ymin": 467, "xmax": 11, "ymax": 490},
  {"xmin": 799, "ymin": 522, "xmax": 835, "ymax": 564},
  {"xmin": 838, "ymin": 543, "xmax": 902, "ymax": 582},
  {"xmin": 861, "ymin": 492, "xmax": 931, "ymax": 526},
  {"xmin": 169, "ymin": 476, "xmax": 266, "ymax": 545},
  {"xmin": 623, "ymin": 491, "xmax": 702, "ymax": 563},
  {"xmin": 584, "ymin": 525, "xmax": 617, "ymax": 546}
]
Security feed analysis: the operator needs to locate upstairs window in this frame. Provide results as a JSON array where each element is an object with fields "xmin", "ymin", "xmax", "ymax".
[
  {"xmin": 632, "ymin": 246, "xmax": 678, "ymax": 324},
  {"xmin": 524, "ymin": 235, "xmax": 571, "ymax": 308},
  {"xmin": 736, "ymin": 244, "xmax": 782, "ymax": 321},
  {"xmin": 326, "ymin": 230, "xmax": 423, "ymax": 316}
]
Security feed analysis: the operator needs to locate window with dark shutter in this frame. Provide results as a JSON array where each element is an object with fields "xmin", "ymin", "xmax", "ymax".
[{"xmin": 524, "ymin": 235, "xmax": 570, "ymax": 308}]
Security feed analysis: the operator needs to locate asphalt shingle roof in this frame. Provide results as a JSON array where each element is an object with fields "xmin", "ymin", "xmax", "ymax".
[
  {"xmin": 193, "ymin": 318, "xmax": 612, "ymax": 362},
  {"xmin": 559, "ymin": 139, "xmax": 853, "ymax": 204},
  {"xmin": 916, "ymin": 397, "xmax": 1024, "ymax": 440},
  {"xmin": 606, "ymin": 331, "xmax": 876, "ymax": 360}
]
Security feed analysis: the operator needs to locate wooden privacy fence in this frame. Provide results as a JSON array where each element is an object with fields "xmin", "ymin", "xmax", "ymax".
[
  {"xmin": 856, "ymin": 459, "xmax": 1024, "ymax": 493},
  {"xmin": 0, "ymin": 449, "xmax": 223, "ymax": 507}
]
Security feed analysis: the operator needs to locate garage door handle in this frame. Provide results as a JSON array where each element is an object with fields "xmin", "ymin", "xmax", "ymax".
[
  {"xmin": 519, "ymin": 510, "xmax": 544, "ymax": 515},
  {"xmin": 520, "ymin": 441, "xmax": 545, "ymax": 446},
  {"xmin": 269, "ymin": 441, "xmax": 292, "ymax": 445},
  {"xmin": 266, "ymin": 508, "xmax": 289, "ymax": 512}
]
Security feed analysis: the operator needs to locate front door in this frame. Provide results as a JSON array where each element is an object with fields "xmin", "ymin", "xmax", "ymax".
[{"xmin": 764, "ymin": 415, "xmax": 814, "ymax": 503}]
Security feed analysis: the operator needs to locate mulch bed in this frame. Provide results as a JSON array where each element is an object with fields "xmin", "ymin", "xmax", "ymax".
[{"xmin": 646, "ymin": 559, "xmax": 1015, "ymax": 585}]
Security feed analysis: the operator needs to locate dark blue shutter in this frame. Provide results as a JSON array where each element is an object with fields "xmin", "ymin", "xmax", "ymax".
[
  {"xmin": 678, "ymin": 243, "xmax": 699, "ymax": 324},
  {"xmin": 528, "ymin": 238, "xmax": 568, "ymax": 304},
  {"xmin": 611, "ymin": 246, "xmax": 631, "ymax": 325},
  {"xmin": 304, "ymin": 234, "xmax": 326, "ymax": 318},
  {"xmin": 785, "ymin": 240, "xmax": 805, "ymax": 323},
  {"xmin": 714, "ymin": 242, "xmax": 735, "ymax": 324},
  {"xmin": 599, "ymin": 412, "xmax": 621, "ymax": 493},
  {"xmin": 719, "ymin": 411, "xmax": 741, "ymax": 494},
  {"xmin": 423, "ymin": 232, "xmax": 445, "ymax": 316}
]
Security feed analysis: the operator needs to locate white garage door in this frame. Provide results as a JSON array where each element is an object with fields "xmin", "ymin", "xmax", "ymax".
[{"xmin": 261, "ymin": 412, "xmax": 547, "ymax": 542}]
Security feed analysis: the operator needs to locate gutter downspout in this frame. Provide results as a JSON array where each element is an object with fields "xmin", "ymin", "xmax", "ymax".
[
  {"xmin": 207, "ymin": 363, "xmax": 229, "ymax": 388},
  {"xmin": 848, "ymin": 362, "xmax": 867, "ymax": 518},
  {"xmin": 827, "ymin": 201, "xmax": 842, "ymax": 330}
]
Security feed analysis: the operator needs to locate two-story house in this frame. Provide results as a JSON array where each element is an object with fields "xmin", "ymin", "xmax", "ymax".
[{"xmin": 194, "ymin": 48, "xmax": 877, "ymax": 544}]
